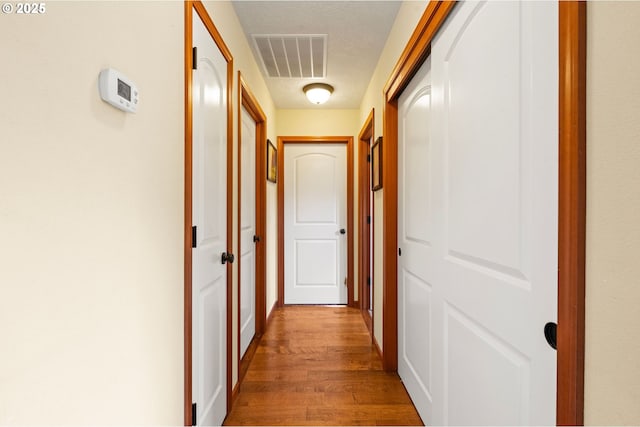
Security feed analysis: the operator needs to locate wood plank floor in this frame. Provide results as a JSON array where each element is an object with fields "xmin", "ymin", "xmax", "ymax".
[{"xmin": 224, "ymin": 306, "xmax": 423, "ymax": 426}]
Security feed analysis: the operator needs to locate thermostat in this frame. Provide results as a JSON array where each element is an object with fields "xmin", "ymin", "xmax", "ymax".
[{"xmin": 98, "ymin": 68, "xmax": 139, "ymax": 113}]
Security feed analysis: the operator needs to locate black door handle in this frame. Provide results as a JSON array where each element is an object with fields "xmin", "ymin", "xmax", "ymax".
[
  {"xmin": 339, "ymin": 228, "xmax": 346, "ymax": 235},
  {"xmin": 253, "ymin": 235, "xmax": 261, "ymax": 243},
  {"xmin": 544, "ymin": 322, "xmax": 557, "ymax": 350},
  {"xmin": 221, "ymin": 252, "xmax": 235, "ymax": 264}
]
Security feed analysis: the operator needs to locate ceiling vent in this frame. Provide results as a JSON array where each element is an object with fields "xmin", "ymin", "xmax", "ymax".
[{"xmin": 252, "ymin": 34, "xmax": 327, "ymax": 79}]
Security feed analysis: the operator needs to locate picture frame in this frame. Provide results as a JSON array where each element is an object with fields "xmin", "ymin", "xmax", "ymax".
[
  {"xmin": 371, "ymin": 136, "xmax": 382, "ymax": 191},
  {"xmin": 267, "ymin": 139, "xmax": 277, "ymax": 183}
]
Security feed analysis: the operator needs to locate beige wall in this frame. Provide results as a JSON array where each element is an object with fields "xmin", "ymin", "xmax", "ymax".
[
  {"xmin": 585, "ymin": 2, "xmax": 640, "ymax": 424},
  {"xmin": 201, "ymin": 0, "xmax": 277, "ymax": 391},
  {"xmin": 277, "ymin": 109, "xmax": 360, "ymax": 137},
  {"xmin": 0, "ymin": 1, "xmax": 278, "ymax": 423},
  {"xmin": 0, "ymin": 2, "xmax": 184, "ymax": 423},
  {"xmin": 358, "ymin": 0, "xmax": 429, "ymax": 349}
]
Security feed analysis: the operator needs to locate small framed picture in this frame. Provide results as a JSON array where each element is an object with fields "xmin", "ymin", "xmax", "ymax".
[
  {"xmin": 371, "ymin": 137, "xmax": 382, "ymax": 191},
  {"xmin": 267, "ymin": 139, "xmax": 277, "ymax": 183}
]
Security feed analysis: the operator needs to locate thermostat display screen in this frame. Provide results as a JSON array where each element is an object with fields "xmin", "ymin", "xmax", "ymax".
[{"xmin": 117, "ymin": 78, "xmax": 131, "ymax": 101}]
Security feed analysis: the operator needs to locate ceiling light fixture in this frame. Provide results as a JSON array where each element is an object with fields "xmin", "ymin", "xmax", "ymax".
[{"xmin": 303, "ymin": 83, "xmax": 334, "ymax": 105}]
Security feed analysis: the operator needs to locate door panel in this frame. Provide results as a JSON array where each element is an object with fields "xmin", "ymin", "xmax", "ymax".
[
  {"xmin": 285, "ymin": 144, "xmax": 347, "ymax": 304},
  {"xmin": 398, "ymin": 57, "xmax": 435, "ymax": 422},
  {"xmin": 295, "ymin": 155, "xmax": 338, "ymax": 223},
  {"xmin": 240, "ymin": 106, "xmax": 256, "ymax": 358},
  {"xmin": 398, "ymin": 1, "xmax": 558, "ymax": 425},
  {"xmin": 192, "ymin": 12, "xmax": 227, "ymax": 426},
  {"xmin": 444, "ymin": 1, "xmax": 527, "ymax": 279},
  {"xmin": 445, "ymin": 304, "xmax": 530, "ymax": 426}
]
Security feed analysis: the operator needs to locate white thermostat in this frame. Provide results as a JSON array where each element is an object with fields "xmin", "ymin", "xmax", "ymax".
[{"xmin": 98, "ymin": 68, "xmax": 139, "ymax": 113}]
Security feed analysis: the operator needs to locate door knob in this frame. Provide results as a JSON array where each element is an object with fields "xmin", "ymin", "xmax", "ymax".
[
  {"xmin": 221, "ymin": 252, "xmax": 235, "ymax": 264},
  {"xmin": 339, "ymin": 228, "xmax": 346, "ymax": 235},
  {"xmin": 544, "ymin": 322, "xmax": 557, "ymax": 350}
]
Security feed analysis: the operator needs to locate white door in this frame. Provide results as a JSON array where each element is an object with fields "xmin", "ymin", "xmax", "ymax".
[
  {"xmin": 240, "ymin": 106, "xmax": 256, "ymax": 357},
  {"xmin": 192, "ymin": 12, "xmax": 228, "ymax": 427},
  {"xmin": 398, "ymin": 2, "xmax": 558, "ymax": 425},
  {"xmin": 284, "ymin": 144, "xmax": 348, "ymax": 305}
]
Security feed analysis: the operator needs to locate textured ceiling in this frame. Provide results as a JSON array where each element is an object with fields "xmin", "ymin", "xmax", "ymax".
[{"xmin": 232, "ymin": 1, "xmax": 402, "ymax": 109}]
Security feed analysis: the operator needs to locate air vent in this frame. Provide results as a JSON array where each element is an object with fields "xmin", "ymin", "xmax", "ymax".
[{"xmin": 252, "ymin": 34, "xmax": 327, "ymax": 78}]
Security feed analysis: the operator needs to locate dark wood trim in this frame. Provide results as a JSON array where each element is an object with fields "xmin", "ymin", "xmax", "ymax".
[
  {"xmin": 277, "ymin": 137, "xmax": 285, "ymax": 308},
  {"xmin": 557, "ymin": 2, "xmax": 586, "ymax": 425},
  {"xmin": 358, "ymin": 110, "xmax": 374, "ymax": 336},
  {"xmin": 183, "ymin": 3, "xmax": 193, "ymax": 424},
  {"xmin": 238, "ymin": 335, "xmax": 260, "ymax": 385},
  {"xmin": 383, "ymin": 1, "xmax": 455, "ymax": 102},
  {"xmin": 381, "ymin": 97, "xmax": 399, "ymax": 372},
  {"xmin": 230, "ymin": 382, "xmax": 240, "ymax": 412},
  {"xmin": 373, "ymin": 335, "xmax": 383, "ymax": 361},
  {"xmin": 237, "ymin": 72, "xmax": 268, "ymax": 401},
  {"xmin": 184, "ymin": 2, "xmax": 234, "ymax": 424},
  {"xmin": 347, "ymin": 139, "xmax": 355, "ymax": 308},
  {"xmin": 381, "ymin": 0, "xmax": 455, "ymax": 374},
  {"xmin": 381, "ymin": 0, "xmax": 586, "ymax": 424},
  {"xmin": 276, "ymin": 136, "xmax": 355, "ymax": 307},
  {"xmin": 193, "ymin": 2, "xmax": 233, "ymax": 61}
]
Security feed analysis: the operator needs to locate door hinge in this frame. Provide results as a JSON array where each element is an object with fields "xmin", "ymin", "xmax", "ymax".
[
  {"xmin": 367, "ymin": 154, "xmax": 371, "ymax": 162},
  {"xmin": 367, "ymin": 215, "xmax": 371, "ymax": 225},
  {"xmin": 191, "ymin": 402, "xmax": 197, "ymax": 426},
  {"xmin": 367, "ymin": 276, "xmax": 371, "ymax": 286},
  {"xmin": 398, "ymin": 247, "xmax": 402, "ymax": 256},
  {"xmin": 192, "ymin": 47, "xmax": 198, "ymax": 70},
  {"xmin": 192, "ymin": 226, "xmax": 197, "ymax": 248}
]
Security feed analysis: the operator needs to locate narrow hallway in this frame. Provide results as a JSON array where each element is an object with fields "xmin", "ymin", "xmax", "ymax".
[{"xmin": 224, "ymin": 307, "xmax": 422, "ymax": 426}]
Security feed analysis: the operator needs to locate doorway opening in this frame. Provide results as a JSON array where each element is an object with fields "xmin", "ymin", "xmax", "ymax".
[
  {"xmin": 380, "ymin": 2, "xmax": 586, "ymax": 424},
  {"xmin": 358, "ymin": 111, "xmax": 374, "ymax": 336},
  {"xmin": 183, "ymin": 1, "xmax": 234, "ymax": 425},
  {"xmin": 277, "ymin": 136, "xmax": 355, "ymax": 307},
  {"xmin": 237, "ymin": 72, "xmax": 268, "ymax": 386}
]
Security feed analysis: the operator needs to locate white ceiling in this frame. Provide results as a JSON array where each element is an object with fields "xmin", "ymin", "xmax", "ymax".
[{"xmin": 231, "ymin": 1, "xmax": 402, "ymax": 109}]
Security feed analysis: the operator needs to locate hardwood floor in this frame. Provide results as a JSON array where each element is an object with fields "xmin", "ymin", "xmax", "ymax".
[{"xmin": 224, "ymin": 306, "xmax": 423, "ymax": 426}]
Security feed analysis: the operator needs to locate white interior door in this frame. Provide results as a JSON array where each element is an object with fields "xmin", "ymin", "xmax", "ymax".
[
  {"xmin": 284, "ymin": 144, "xmax": 347, "ymax": 305},
  {"xmin": 240, "ymin": 106, "xmax": 256, "ymax": 357},
  {"xmin": 192, "ymin": 12, "xmax": 227, "ymax": 427},
  {"xmin": 398, "ymin": 1, "xmax": 558, "ymax": 425},
  {"xmin": 398, "ymin": 55, "xmax": 435, "ymax": 423}
]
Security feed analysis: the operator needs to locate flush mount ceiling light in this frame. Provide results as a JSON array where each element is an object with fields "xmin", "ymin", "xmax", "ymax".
[{"xmin": 303, "ymin": 83, "xmax": 334, "ymax": 105}]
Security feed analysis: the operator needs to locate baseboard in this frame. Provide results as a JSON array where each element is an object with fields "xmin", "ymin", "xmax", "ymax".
[
  {"xmin": 266, "ymin": 299, "xmax": 278, "ymax": 328},
  {"xmin": 373, "ymin": 334, "xmax": 383, "ymax": 360},
  {"xmin": 231, "ymin": 380, "xmax": 240, "ymax": 406}
]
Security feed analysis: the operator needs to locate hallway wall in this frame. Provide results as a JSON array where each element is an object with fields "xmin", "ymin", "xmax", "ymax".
[
  {"xmin": 277, "ymin": 109, "xmax": 360, "ymax": 137},
  {"xmin": 0, "ymin": 2, "xmax": 184, "ymax": 423},
  {"xmin": 585, "ymin": 2, "xmax": 640, "ymax": 424}
]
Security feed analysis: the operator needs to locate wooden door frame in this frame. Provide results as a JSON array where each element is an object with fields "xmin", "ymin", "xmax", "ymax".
[
  {"xmin": 358, "ymin": 110, "xmax": 374, "ymax": 335},
  {"xmin": 184, "ymin": 1, "xmax": 234, "ymax": 424},
  {"xmin": 380, "ymin": 1, "xmax": 586, "ymax": 425},
  {"xmin": 237, "ymin": 72, "xmax": 267, "ymax": 390},
  {"xmin": 277, "ymin": 136, "xmax": 355, "ymax": 307}
]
